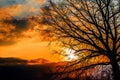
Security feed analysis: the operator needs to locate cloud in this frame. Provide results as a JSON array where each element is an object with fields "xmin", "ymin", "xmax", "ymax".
[
  {"xmin": 4, "ymin": 18, "xmax": 29, "ymax": 32},
  {"xmin": 0, "ymin": 17, "xmax": 33, "ymax": 46},
  {"xmin": 0, "ymin": 0, "xmax": 44, "ymax": 46},
  {"xmin": 0, "ymin": 16, "xmax": 54, "ymax": 46},
  {"xmin": 0, "ymin": 0, "xmax": 46, "ymax": 18},
  {"xmin": 0, "ymin": 0, "xmax": 56, "ymax": 46},
  {"xmin": 13, "ymin": 0, "xmax": 46, "ymax": 18},
  {"xmin": 0, "ymin": 0, "xmax": 60, "ymax": 62},
  {"xmin": 0, "ymin": 19, "xmax": 17, "ymax": 46}
]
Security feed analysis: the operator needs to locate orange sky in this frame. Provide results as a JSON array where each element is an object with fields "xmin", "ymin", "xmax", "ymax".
[
  {"xmin": 0, "ymin": 0, "xmax": 109, "ymax": 63},
  {"xmin": 0, "ymin": 39, "xmax": 60, "ymax": 62},
  {"xmin": 0, "ymin": 0, "xmax": 62, "ymax": 62}
]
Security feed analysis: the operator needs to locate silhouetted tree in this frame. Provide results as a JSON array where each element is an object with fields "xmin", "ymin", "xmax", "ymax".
[{"xmin": 41, "ymin": 0, "xmax": 120, "ymax": 80}]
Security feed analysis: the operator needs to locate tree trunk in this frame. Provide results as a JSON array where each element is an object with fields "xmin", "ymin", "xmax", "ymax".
[{"xmin": 110, "ymin": 57, "xmax": 120, "ymax": 80}]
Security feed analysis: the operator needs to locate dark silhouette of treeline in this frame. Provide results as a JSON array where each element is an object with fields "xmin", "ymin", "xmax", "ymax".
[{"xmin": 0, "ymin": 57, "xmax": 118, "ymax": 80}]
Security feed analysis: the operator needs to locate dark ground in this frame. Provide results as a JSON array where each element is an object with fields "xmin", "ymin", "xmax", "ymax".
[{"xmin": 0, "ymin": 64, "xmax": 54, "ymax": 80}]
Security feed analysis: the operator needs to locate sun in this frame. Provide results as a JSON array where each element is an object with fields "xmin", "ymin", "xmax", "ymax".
[{"xmin": 64, "ymin": 48, "xmax": 78, "ymax": 61}]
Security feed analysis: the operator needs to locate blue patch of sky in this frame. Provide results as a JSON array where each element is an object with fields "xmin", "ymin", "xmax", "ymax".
[
  {"xmin": 0, "ymin": 0, "xmax": 45, "ymax": 18},
  {"xmin": 0, "ymin": 0, "xmax": 63, "ymax": 18},
  {"xmin": 0, "ymin": 0, "xmax": 27, "ymax": 7}
]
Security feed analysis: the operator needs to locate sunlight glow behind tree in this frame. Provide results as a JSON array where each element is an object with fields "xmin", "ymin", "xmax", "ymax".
[
  {"xmin": 41, "ymin": 0, "xmax": 120, "ymax": 80},
  {"xmin": 64, "ymin": 48, "xmax": 78, "ymax": 61}
]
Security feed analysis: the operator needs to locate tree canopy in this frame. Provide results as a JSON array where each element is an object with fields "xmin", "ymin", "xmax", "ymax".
[{"xmin": 41, "ymin": 0, "xmax": 120, "ymax": 80}]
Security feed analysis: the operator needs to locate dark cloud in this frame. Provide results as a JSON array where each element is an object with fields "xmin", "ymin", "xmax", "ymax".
[
  {"xmin": 0, "ymin": 18, "xmax": 32, "ymax": 46},
  {"xmin": 0, "ymin": 31, "xmax": 17, "ymax": 46},
  {"xmin": 4, "ymin": 18, "xmax": 29, "ymax": 32},
  {"xmin": 0, "ymin": 1, "xmax": 55, "ymax": 46},
  {"xmin": 0, "ymin": 39, "xmax": 16, "ymax": 46},
  {"xmin": 0, "ymin": 15, "xmax": 54, "ymax": 46}
]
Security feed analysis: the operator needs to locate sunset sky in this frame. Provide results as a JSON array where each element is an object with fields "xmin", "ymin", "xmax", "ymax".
[{"xmin": 0, "ymin": 0, "xmax": 62, "ymax": 62}]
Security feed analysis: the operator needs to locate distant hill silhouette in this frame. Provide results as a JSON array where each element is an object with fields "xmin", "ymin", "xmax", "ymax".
[
  {"xmin": 0, "ymin": 57, "xmax": 28, "ymax": 65},
  {"xmin": 0, "ymin": 57, "xmax": 51, "ymax": 65},
  {"xmin": 29, "ymin": 58, "xmax": 50, "ymax": 64}
]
